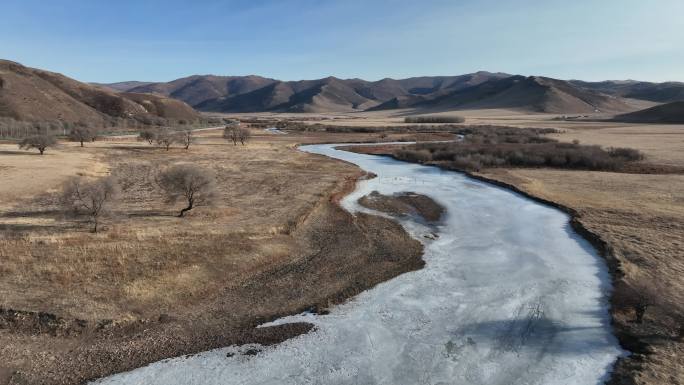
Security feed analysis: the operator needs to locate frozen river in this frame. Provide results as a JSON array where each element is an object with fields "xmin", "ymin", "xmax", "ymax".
[{"xmin": 94, "ymin": 143, "xmax": 623, "ymax": 385}]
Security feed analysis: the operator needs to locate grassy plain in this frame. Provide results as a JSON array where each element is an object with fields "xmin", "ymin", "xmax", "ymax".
[
  {"xmin": 1, "ymin": 108, "xmax": 682, "ymax": 384},
  {"xmin": 0, "ymin": 129, "xmax": 427, "ymax": 384}
]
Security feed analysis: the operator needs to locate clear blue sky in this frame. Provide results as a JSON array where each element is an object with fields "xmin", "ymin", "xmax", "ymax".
[{"xmin": 2, "ymin": 0, "xmax": 682, "ymax": 83}]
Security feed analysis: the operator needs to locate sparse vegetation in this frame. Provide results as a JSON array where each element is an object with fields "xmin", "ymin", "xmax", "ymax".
[
  {"xmin": 157, "ymin": 164, "xmax": 217, "ymax": 217},
  {"xmin": 139, "ymin": 129, "xmax": 157, "ymax": 145},
  {"xmin": 179, "ymin": 130, "xmax": 194, "ymax": 150},
  {"xmin": 156, "ymin": 129, "xmax": 177, "ymax": 150},
  {"xmin": 18, "ymin": 134, "xmax": 57, "ymax": 155},
  {"xmin": 404, "ymin": 115, "xmax": 465, "ymax": 124},
  {"xmin": 392, "ymin": 126, "xmax": 643, "ymax": 172},
  {"xmin": 68, "ymin": 126, "xmax": 98, "ymax": 147},
  {"xmin": 60, "ymin": 176, "xmax": 119, "ymax": 232},
  {"xmin": 223, "ymin": 126, "xmax": 251, "ymax": 145}
]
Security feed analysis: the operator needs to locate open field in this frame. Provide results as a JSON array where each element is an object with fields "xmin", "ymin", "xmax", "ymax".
[{"xmin": 0, "ymin": 129, "xmax": 434, "ymax": 384}]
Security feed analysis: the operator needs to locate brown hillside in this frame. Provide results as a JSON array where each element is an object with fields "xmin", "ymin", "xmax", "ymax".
[
  {"xmin": 126, "ymin": 72, "xmax": 510, "ymax": 113},
  {"xmin": 0, "ymin": 60, "xmax": 200, "ymax": 127},
  {"xmin": 129, "ymin": 75, "xmax": 277, "ymax": 107},
  {"xmin": 121, "ymin": 92, "xmax": 199, "ymax": 121},
  {"xmin": 613, "ymin": 101, "xmax": 684, "ymax": 123}
]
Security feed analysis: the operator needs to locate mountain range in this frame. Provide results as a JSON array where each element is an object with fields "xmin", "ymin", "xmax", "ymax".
[
  {"xmin": 112, "ymin": 72, "xmax": 684, "ymax": 115},
  {"xmin": 2, "ymin": 59, "xmax": 684, "ymax": 128}
]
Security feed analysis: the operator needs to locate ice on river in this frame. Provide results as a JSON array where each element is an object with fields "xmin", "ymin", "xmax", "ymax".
[{"xmin": 93, "ymin": 143, "xmax": 623, "ymax": 385}]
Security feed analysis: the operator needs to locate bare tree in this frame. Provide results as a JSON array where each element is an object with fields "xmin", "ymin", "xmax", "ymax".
[
  {"xmin": 223, "ymin": 126, "xmax": 238, "ymax": 145},
  {"xmin": 157, "ymin": 164, "xmax": 216, "ymax": 217},
  {"xmin": 156, "ymin": 129, "xmax": 177, "ymax": 151},
  {"xmin": 237, "ymin": 127, "xmax": 251, "ymax": 145},
  {"xmin": 179, "ymin": 130, "xmax": 194, "ymax": 150},
  {"xmin": 61, "ymin": 176, "xmax": 119, "ymax": 232},
  {"xmin": 19, "ymin": 135, "xmax": 57, "ymax": 155},
  {"xmin": 69, "ymin": 126, "xmax": 98, "ymax": 147},
  {"xmin": 139, "ymin": 129, "xmax": 157, "ymax": 145},
  {"xmin": 223, "ymin": 126, "xmax": 251, "ymax": 146}
]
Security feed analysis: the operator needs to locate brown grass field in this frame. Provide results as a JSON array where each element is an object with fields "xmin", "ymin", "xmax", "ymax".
[
  {"xmin": 0, "ymin": 109, "xmax": 682, "ymax": 384},
  {"xmin": 0, "ymin": 129, "xmax": 432, "ymax": 384}
]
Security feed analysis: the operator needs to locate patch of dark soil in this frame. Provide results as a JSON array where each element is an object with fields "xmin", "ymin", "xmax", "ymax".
[{"xmin": 0, "ymin": 308, "xmax": 87, "ymax": 337}]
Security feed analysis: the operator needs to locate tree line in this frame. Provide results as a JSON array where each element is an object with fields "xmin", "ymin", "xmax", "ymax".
[{"xmin": 16, "ymin": 124, "xmax": 251, "ymax": 155}]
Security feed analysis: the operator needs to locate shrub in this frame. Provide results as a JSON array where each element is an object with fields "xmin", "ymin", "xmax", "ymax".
[
  {"xmin": 390, "ymin": 126, "xmax": 643, "ymax": 173},
  {"xmin": 69, "ymin": 127, "xmax": 98, "ymax": 147},
  {"xmin": 608, "ymin": 147, "xmax": 644, "ymax": 161},
  {"xmin": 18, "ymin": 135, "xmax": 57, "ymax": 155},
  {"xmin": 61, "ymin": 176, "xmax": 119, "ymax": 232},
  {"xmin": 223, "ymin": 127, "xmax": 251, "ymax": 145},
  {"xmin": 157, "ymin": 164, "xmax": 217, "ymax": 217},
  {"xmin": 395, "ymin": 149, "xmax": 432, "ymax": 163},
  {"xmin": 156, "ymin": 129, "xmax": 177, "ymax": 150},
  {"xmin": 139, "ymin": 129, "xmax": 157, "ymax": 145},
  {"xmin": 404, "ymin": 115, "xmax": 466, "ymax": 124}
]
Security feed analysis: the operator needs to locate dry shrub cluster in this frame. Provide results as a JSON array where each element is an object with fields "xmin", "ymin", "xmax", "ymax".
[
  {"xmin": 394, "ymin": 126, "xmax": 643, "ymax": 172},
  {"xmin": 404, "ymin": 115, "xmax": 465, "ymax": 124},
  {"xmin": 270, "ymin": 121, "xmax": 461, "ymax": 133}
]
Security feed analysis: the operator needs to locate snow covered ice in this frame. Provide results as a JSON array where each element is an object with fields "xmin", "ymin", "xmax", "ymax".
[{"xmin": 93, "ymin": 143, "xmax": 623, "ymax": 385}]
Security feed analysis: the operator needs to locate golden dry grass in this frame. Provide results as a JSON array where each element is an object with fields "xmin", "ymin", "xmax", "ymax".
[
  {"xmin": 0, "ymin": 129, "xmax": 423, "ymax": 321},
  {"xmin": 0, "ymin": 129, "xmax": 430, "ymax": 384}
]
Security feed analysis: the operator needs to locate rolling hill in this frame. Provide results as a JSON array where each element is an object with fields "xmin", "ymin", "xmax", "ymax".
[
  {"xmin": 121, "ymin": 72, "xmax": 511, "ymax": 113},
  {"xmin": 0, "ymin": 60, "xmax": 200, "ymax": 127},
  {"xmin": 92, "ymin": 81, "xmax": 153, "ymax": 92},
  {"xmin": 5, "ymin": 58, "xmax": 674, "ymax": 119},
  {"xmin": 570, "ymin": 80, "xmax": 684, "ymax": 103},
  {"xmin": 372, "ymin": 76, "xmax": 638, "ymax": 114},
  {"xmin": 108, "ymin": 71, "xmax": 657, "ymax": 114},
  {"xmin": 613, "ymin": 101, "xmax": 684, "ymax": 123}
]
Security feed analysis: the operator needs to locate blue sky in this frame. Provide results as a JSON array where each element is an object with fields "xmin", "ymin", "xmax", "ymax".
[{"xmin": 2, "ymin": 0, "xmax": 682, "ymax": 83}]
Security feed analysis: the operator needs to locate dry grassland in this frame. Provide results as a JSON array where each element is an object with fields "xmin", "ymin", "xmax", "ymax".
[{"xmin": 0, "ymin": 129, "xmax": 427, "ymax": 384}]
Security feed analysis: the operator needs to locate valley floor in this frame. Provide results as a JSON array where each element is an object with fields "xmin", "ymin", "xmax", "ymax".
[
  {"xmin": 0, "ymin": 130, "xmax": 428, "ymax": 384},
  {"xmin": 0, "ymin": 110, "xmax": 682, "ymax": 384}
]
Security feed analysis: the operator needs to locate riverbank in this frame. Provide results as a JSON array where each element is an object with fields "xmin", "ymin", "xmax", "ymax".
[
  {"xmin": 346, "ymin": 142, "xmax": 684, "ymax": 385},
  {"xmin": 95, "ymin": 141, "xmax": 622, "ymax": 385}
]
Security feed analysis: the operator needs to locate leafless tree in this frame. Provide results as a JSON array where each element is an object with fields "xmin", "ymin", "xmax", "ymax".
[
  {"xmin": 157, "ymin": 164, "xmax": 216, "ymax": 217},
  {"xmin": 237, "ymin": 127, "xmax": 251, "ymax": 145},
  {"xmin": 69, "ymin": 126, "xmax": 98, "ymax": 147},
  {"xmin": 223, "ymin": 126, "xmax": 251, "ymax": 146},
  {"xmin": 61, "ymin": 176, "xmax": 119, "ymax": 232},
  {"xmin": 156, "ymin": 129, "xmax": 177, "ymax": 150},
  {"xmin": 139, "ymin": 129, "xmax": 157, "ymax": 145},
  {"xmin": 179, "ymin": 130, "xmax": 194, "ymax": 150},
  {"xmin": 223, "ymin": 126, "xmax": 238, "ymax": 145},
  {"xmin": 19, "ymin": 134, "xmax": 57, "ymax": 155}
]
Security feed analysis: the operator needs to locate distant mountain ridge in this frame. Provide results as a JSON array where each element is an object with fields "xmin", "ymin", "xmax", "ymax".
[
  {"xmin": 105, "ymin": 71, "xmax": 683, "ymax": 114},
  {"xmin": 5, "ymin": 58, "xmax": 683, "ymax": 123},
  {"xmin": 372, "ymin": 76, "xmax": 641, "ymax": 114},
  {"xmin": 118, "ymin": 72, "xmax": 514, "ymax": 113}
]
